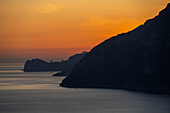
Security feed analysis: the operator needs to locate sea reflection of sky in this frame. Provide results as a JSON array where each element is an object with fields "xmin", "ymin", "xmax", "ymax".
[{"xmin": 0, "ymin": 63, "xmax": 65, "ymax": 90}]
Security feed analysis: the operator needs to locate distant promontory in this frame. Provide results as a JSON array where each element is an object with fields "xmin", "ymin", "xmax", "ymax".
[{"xmin": 23, "ymin": 51, "xmax": 88, "ymax": 74}]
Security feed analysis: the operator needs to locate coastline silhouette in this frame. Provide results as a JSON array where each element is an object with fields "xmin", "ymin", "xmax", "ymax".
[{"xmin": 60, "ymin": 3, "xmax": 170, "ymax": 93}]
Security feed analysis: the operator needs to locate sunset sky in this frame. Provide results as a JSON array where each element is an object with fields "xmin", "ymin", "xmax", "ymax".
[{"xmin": 0, "ymin": 0, "xmax": 169, "ymax": 61}]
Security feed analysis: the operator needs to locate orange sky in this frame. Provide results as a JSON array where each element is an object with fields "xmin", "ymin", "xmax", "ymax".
[{"xmin": 0, "ymin": 0, "xmax": 169, "ymax": 60}]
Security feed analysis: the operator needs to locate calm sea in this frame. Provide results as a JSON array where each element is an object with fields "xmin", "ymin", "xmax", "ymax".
[{"xmin": 0, "ymin": 63, "xmax": 170, "ymax": 113}]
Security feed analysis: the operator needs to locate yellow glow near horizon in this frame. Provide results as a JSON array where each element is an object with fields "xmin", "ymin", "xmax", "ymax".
[{"xmin": 0, "ymin": 0, "xmax": 169, "ymax": 58}]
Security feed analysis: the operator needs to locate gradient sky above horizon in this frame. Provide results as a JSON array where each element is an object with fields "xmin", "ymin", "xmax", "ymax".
[{"xmin": 0, "ymin": 0, "xmax": 169, "ymax": 60}]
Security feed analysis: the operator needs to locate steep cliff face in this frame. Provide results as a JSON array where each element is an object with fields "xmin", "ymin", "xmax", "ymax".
[
  {"xmin": 23, "ymin": 51, "xmax": 88, "ymax": 72},
  {"xmin": 60, "ymin": 4, "xmax": 170, "ymax": 93}
]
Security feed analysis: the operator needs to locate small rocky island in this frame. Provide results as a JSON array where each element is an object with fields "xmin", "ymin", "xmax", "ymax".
[
  {"xmin": 23, "ymin": 51, "xmax": 88, "ymax": 75},
  {"xmin": 60, "ymin": 4, "xmax": 170, "ymax": 93}
]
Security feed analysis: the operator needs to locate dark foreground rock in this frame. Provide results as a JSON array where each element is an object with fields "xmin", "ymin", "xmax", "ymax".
[
  {"xmin": 23, "ymin": 51, "xmax": 88, "ymax": 73},
  {"xmin": 60, "ymin": 4, "xmax": 170, "ymax": 93}
]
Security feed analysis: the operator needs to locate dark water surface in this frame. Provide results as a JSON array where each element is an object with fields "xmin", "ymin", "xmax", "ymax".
[{"xmin": 0, "ymin": 63, "xmax": 170, "ymax": 113}]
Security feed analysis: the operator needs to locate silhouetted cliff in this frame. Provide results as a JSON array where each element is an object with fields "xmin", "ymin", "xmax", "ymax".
[
  {"xmin": 23, "ymin": 51, "xmax": 88, "ymax": 73},
  {"xmin": 60, "ymin": 4, "xmax": 170, "ymax": 93}
]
